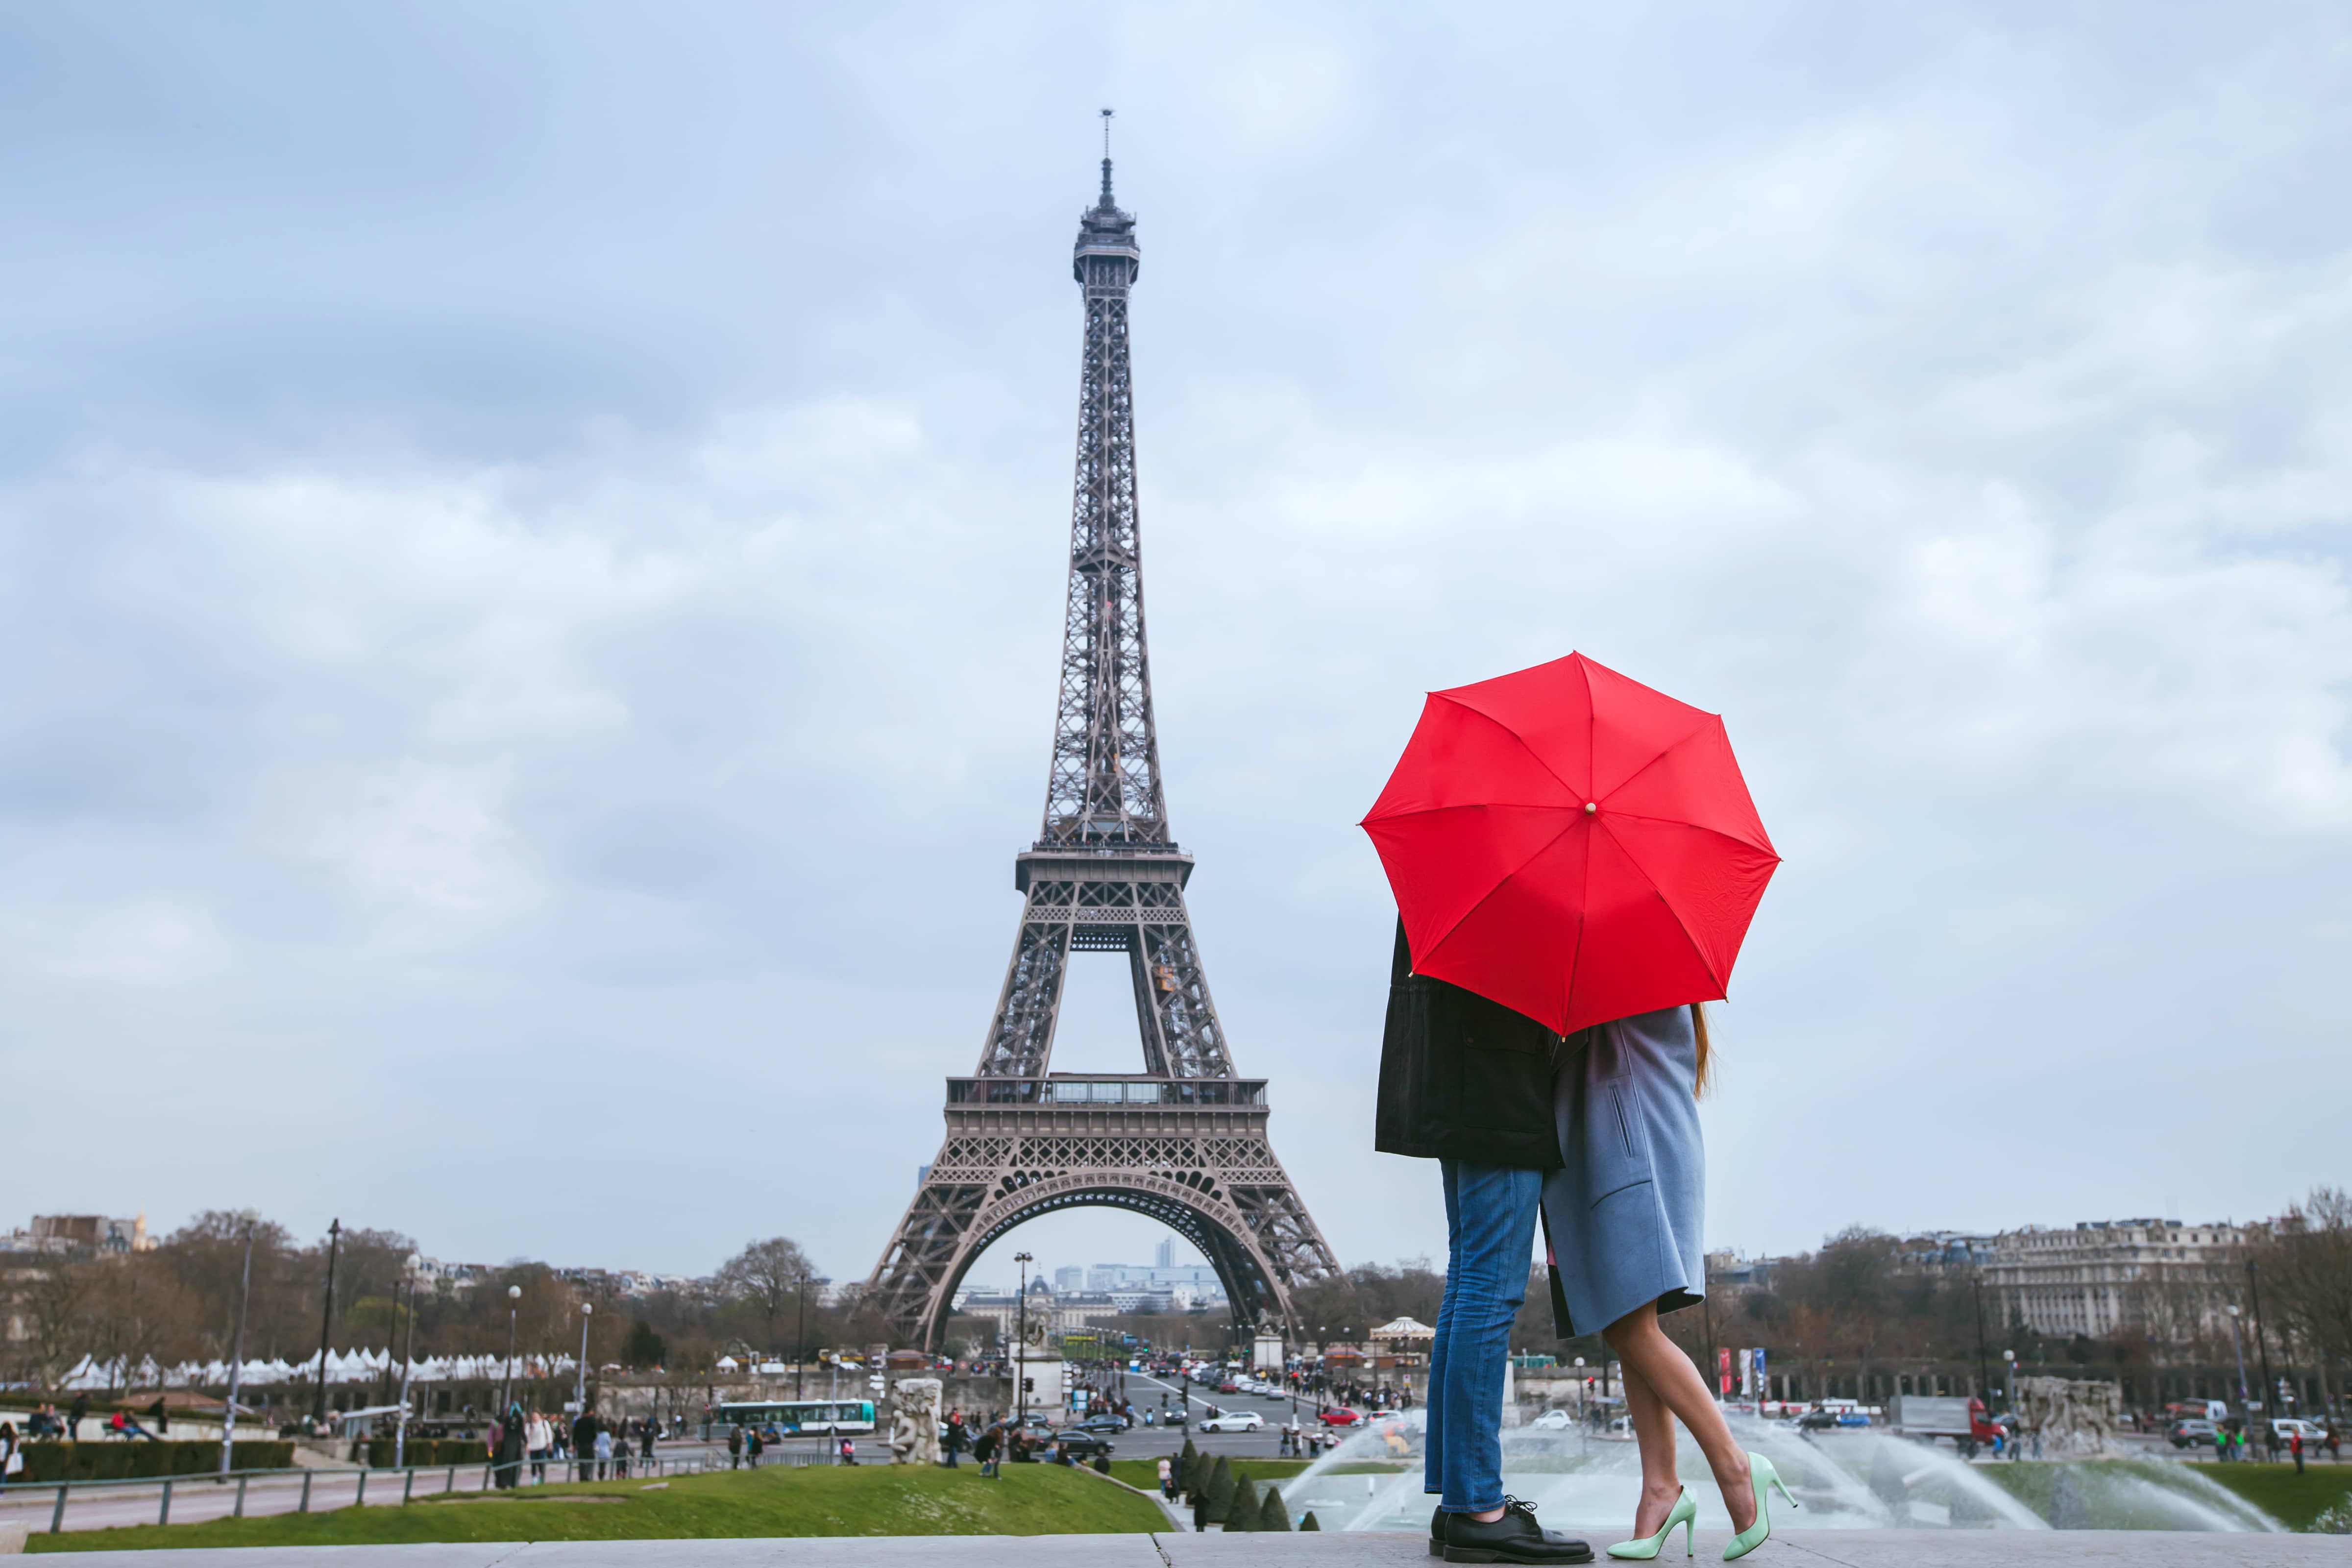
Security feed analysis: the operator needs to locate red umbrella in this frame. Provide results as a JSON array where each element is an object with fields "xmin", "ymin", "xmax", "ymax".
[{"xmin": 1361, "ymin": 652, "xmax": 1779, "ymax": 1034}]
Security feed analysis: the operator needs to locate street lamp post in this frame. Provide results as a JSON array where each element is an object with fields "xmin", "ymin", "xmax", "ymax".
[
  {"xmin": 577, "ymin": 1302, "xmax": 594, "ymax": 1415},
  {"xmin": 1574, "ymin": 1357, "xmax": 1589, "ymax": 1454},
  {"xmin": 219, "ymin": 1210, "xmax": 259, "ymax": 1477},
  {"xmin": 793, "ymin": 1272, "xmax": 810, "ymax": 1399},
  {"xmin": 1972, "ymin": 1276, "xmax": 1992, "ymax": 1407},
  {"xmin": 393, "ymin": 1253, "xmax": 422, "ymax": 1470},
  {"xmin": 311, "ymin": 1218, "xmax": 342, "ymax": 1427},
  {"xmin": 1014, "ymin": 1252, "xmax": 1033, "ymax": 1428},
  {"xmin": 2226, "ymin": 1304, "xmax": 2250, "ymax": 1411},
  {"xmin": 2248, "ymin": 1262, "xmax": 2278, "ymax": 1427},
  {"xmin": 499, "ymin": 1284, "xmax": 522, "ymax": 1417}
]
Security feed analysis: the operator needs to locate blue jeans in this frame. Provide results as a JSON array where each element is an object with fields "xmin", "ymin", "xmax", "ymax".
[{"xmin": 1427, "ymin": 1160, "xmax": 1543, "ymax": 1513}]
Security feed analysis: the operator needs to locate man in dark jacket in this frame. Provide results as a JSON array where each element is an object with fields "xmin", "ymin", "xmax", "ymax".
[
  {"xmin": 494, "ymin": 1404, "xmax": 526, "ymax": 1489},
  {"xmin": 571, "ymin": 1409, "xmax": 599, "ymax": 1483},
  {"xmin": 1375, "ymin": 920, "xmax": 1590, "ymax": 1566}
]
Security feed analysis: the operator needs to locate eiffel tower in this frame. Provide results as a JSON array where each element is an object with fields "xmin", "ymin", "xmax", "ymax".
[{"xmin": 863, "ymin": 142, "xmax": 1341, "ymax": 1349}]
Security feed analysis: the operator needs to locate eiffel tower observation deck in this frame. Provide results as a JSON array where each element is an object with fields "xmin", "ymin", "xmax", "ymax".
[{"xmin": 862, "ymin": 139, "xmax": 1340, "ymax": 1349}]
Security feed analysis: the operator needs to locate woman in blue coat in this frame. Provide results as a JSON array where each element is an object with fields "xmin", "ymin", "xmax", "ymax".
[{"xmin": 1542, "ymin": 1005, "xmax": 1793, "ymax": 1561}]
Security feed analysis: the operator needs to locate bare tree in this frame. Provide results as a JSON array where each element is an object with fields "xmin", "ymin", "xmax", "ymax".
[
  {"xmin": 86, "ymin": 1253, "xmax": 198, "ymax": 1392},
  {"xmin": 19, "ymin": 1256, "xmax": 100, "ymax": 1391},
  {"xmin": 2251, "ymin": 1187, "xmax": 2352, "ymax": 1411},
  {"xmin": 716, "ymin": 1238, "xmax": 815, "ymax": 1355}
]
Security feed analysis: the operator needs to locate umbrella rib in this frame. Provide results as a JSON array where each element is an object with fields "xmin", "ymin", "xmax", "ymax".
[
  {"xmin": 1598, "ymin": 808, "xmax": 1779, "ymax": 858},
  {"xmin": 1581, "ymin": 654, "xmax": 1595, "ymax": 808},
  {"xmin": 1415, "ymin": 815, "xmax": 1584, "ymax": 974},
  {"xmin": 1433, "ymin": 693, "xmax": 1583, "ymax": 801},
  {"xmin": 1361, "ymin": 801, "xmax": 1576, "ymax": 825},
  {"xmin": 1594, "ymin": 722, "xmax": 1745, "ymax": 825},
  {"xmin": 1593, "ymin": 819, "xmax": 1730, "ymax": 993}
]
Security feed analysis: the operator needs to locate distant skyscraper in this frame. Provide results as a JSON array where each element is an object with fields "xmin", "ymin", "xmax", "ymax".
[
  {"xmin": 1154, "ymin": 1237, "xmax": 1174, "ymax": 1269},
  {"xmin": 1053, "ymin": 1265, "xmax": 1085, "ymax": 1294}
]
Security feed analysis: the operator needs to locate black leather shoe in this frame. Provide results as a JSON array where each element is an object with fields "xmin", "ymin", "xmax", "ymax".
[
  {"xmin": 1443, "ymin": 1496, "xmax": 1594, "ymax": 1564},
  {"xmin": 1430, "ymin": 1507, "xmax": 1446, "ymax": 1556}
]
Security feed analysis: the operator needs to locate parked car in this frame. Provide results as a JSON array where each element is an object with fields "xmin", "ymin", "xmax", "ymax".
[
  {"xmin": 2271, "ymin": 1419, "xmax": 2326, "ymax": 1444},
  {"xmin": 1319, "ymin": 1407, "xmax": 1362, "ymax": 1427},
  {"xmin": 1055, "ymin": 1431, "xmax": 1117, "ymax": 1459},
  {"xmin": 1529, "ymin": 1409, "xmax": 1575, "ymax": 1430},
  {"xmin": 1198, "ymin": 1411, "xmax": 1263, "ymax": 1433},
  {"xmin": 2169, "ymin": 1419, "xmax": 2217, "ymax": 1449}
]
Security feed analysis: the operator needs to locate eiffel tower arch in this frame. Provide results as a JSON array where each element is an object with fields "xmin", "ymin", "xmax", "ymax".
[{"xmin": 863, "ymin": 148, "xmax": 1341, "ymax": 1349}]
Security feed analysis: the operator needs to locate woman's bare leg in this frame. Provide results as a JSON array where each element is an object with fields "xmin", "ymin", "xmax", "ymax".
[
  {"xmin": 1603, "ymin": 1303, "xmax": 1756, "ymax": 1534},
  {"xmin": 1617, "ymin": 1357, "xmax": 1682, "ymax": 1538}
]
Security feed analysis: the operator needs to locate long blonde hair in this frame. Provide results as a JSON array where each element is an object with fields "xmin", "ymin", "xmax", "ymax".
[{"xmin": 1691, "ymin": 1003, "xmax": 1713, "ymax": 1099}]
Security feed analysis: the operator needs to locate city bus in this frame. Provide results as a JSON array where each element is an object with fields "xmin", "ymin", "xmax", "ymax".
[{"xmin": 713, "ymin": 1399, "xmax": 877, "ymax": 1435}]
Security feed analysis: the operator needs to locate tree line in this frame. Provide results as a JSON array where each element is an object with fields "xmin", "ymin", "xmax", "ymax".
[
  {"xmin": 1279, "ymin": 1188, "xmax": 2352, "ymax": 1414},
  {"xmin": 2, "ymin": 1219, "xmax": 891, "ymax": 1398},
  {"xmin": 13, "ymin": 1187, "xmax": 2346, "ymax": 1412}
]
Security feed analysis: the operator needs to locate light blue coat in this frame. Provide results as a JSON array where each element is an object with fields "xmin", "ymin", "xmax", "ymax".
[{"xmin": 1539, "ymin": 1005, "xmax": 1706, "ymax": 1337}]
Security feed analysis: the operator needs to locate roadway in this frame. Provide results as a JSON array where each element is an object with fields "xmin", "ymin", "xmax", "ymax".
[
  {"xmin": 0, "ymin": 1448, "xmax": 727, "ymax": 1537},
  {"xmin": 1113, "ymin": 1369, "xmax": 1345, "ymax": 1463}
]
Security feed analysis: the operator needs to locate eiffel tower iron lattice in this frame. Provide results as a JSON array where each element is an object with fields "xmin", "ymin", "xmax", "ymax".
[{"xmin": 863, "ymin": 149, "xmax": 1341, "ymax": 1349}]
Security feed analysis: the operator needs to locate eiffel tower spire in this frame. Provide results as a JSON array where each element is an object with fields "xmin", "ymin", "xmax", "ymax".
[
  {"xmin": 860, "ymin": 139, "xmax": 1340, "ymax": 1348},
  {"xmin": 1044, "ymin": 118, "xmax": 1161, "ymax": 849}
]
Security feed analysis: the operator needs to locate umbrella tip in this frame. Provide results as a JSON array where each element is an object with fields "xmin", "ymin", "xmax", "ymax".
[{"xmin": 1584, "ymin": 801, "xmax": 1596, "ymax": 814}]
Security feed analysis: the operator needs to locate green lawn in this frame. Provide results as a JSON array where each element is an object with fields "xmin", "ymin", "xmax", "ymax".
[
  {"xmin": 28, "ymin": 1462, "xmax": 1167, "ymax": 1554},
  {"xmin": 2198, "ymin": 1462, "xmax": 2352, "ymax": 1533},
  {"xmin": 1970, "ymin": 1458, "xmax": 2352, "ymax": 1533}
]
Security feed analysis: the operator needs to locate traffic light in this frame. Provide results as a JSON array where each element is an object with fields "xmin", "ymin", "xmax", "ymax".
[{"xmin": 1023, "ymin": 1377, "xmax": 1035, "ymax": 1393}]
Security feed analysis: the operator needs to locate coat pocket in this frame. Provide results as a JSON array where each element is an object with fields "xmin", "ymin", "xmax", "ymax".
[{"xmin": 1579, "ymin": 1077, "xmax": 1652, "ymax": 1204}]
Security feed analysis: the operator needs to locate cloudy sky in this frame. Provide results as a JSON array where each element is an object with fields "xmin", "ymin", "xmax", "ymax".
[{"xmin": 4, "ymin": 3, "xmax": 2348, "ymax": 1295}]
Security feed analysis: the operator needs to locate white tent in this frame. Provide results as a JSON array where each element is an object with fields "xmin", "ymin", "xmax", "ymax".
[{"xmin": 1370, "ymin": 1317, "xmax": 1437, "ymax": 1343}]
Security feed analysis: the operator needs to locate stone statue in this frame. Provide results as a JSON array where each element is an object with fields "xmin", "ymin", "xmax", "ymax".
[
  {"xmin": 889, "ymin": 1377, "xmax": 943, "ymax": 1466},
  {"xmin": 2016, "ymin": 1375, "xmax": 2120, "ymax": 1455}
]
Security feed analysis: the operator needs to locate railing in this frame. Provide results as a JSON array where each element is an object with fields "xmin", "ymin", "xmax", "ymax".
[
  {"xmin": 7, "ymin": 1450, "xmax": 722, "ymax": 1535},
  {"xmin": 947, "ymin": 1077, "xmax": 1266, "ymax": 1106}
]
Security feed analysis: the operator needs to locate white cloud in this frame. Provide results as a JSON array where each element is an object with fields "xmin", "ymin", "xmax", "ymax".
[{"xmin": 0, "ymin": 1, "xmax": 2347, "ymax": 1278}]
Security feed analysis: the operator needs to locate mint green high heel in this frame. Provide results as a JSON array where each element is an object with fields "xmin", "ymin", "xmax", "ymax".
[
  {"xmin": 1721, "ymin": 1452, "xmax": 1796, "ymax": 1561},
  {"xmin": 1606, "ymin": 1485, "xmax": 1695, "ymax": 1559}
]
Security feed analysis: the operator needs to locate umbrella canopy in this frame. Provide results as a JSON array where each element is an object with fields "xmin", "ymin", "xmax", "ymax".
[{"xmin": 1362, "ymin": 652, "xmax": 1778, "ymax": 1034}]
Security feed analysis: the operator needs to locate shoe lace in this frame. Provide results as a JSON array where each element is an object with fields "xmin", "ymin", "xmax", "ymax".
[{"xmin": 1503, "ymin": 1495, "xmax": 1539, "ymax": 1519}]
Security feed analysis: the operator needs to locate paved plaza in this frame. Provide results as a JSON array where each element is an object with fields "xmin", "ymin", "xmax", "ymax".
[{"xmin": 29, "ymin": 1529, "xmax": 2352, "ymax": 1566}]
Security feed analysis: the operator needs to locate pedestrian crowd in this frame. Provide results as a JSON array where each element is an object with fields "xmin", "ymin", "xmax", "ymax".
[{"xmin": 484, "ymin": 1404, "xmax": 659, "ymax": 1490}]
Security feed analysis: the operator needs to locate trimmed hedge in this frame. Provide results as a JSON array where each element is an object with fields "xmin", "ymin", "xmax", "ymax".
[
  {"xmin": 358, "ymin": 1438, "xmax": 489, "ymax": 1468},
  {"xmin": 12, "ymin": 1440, "xmax": 297, "ymax": 1483}
]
